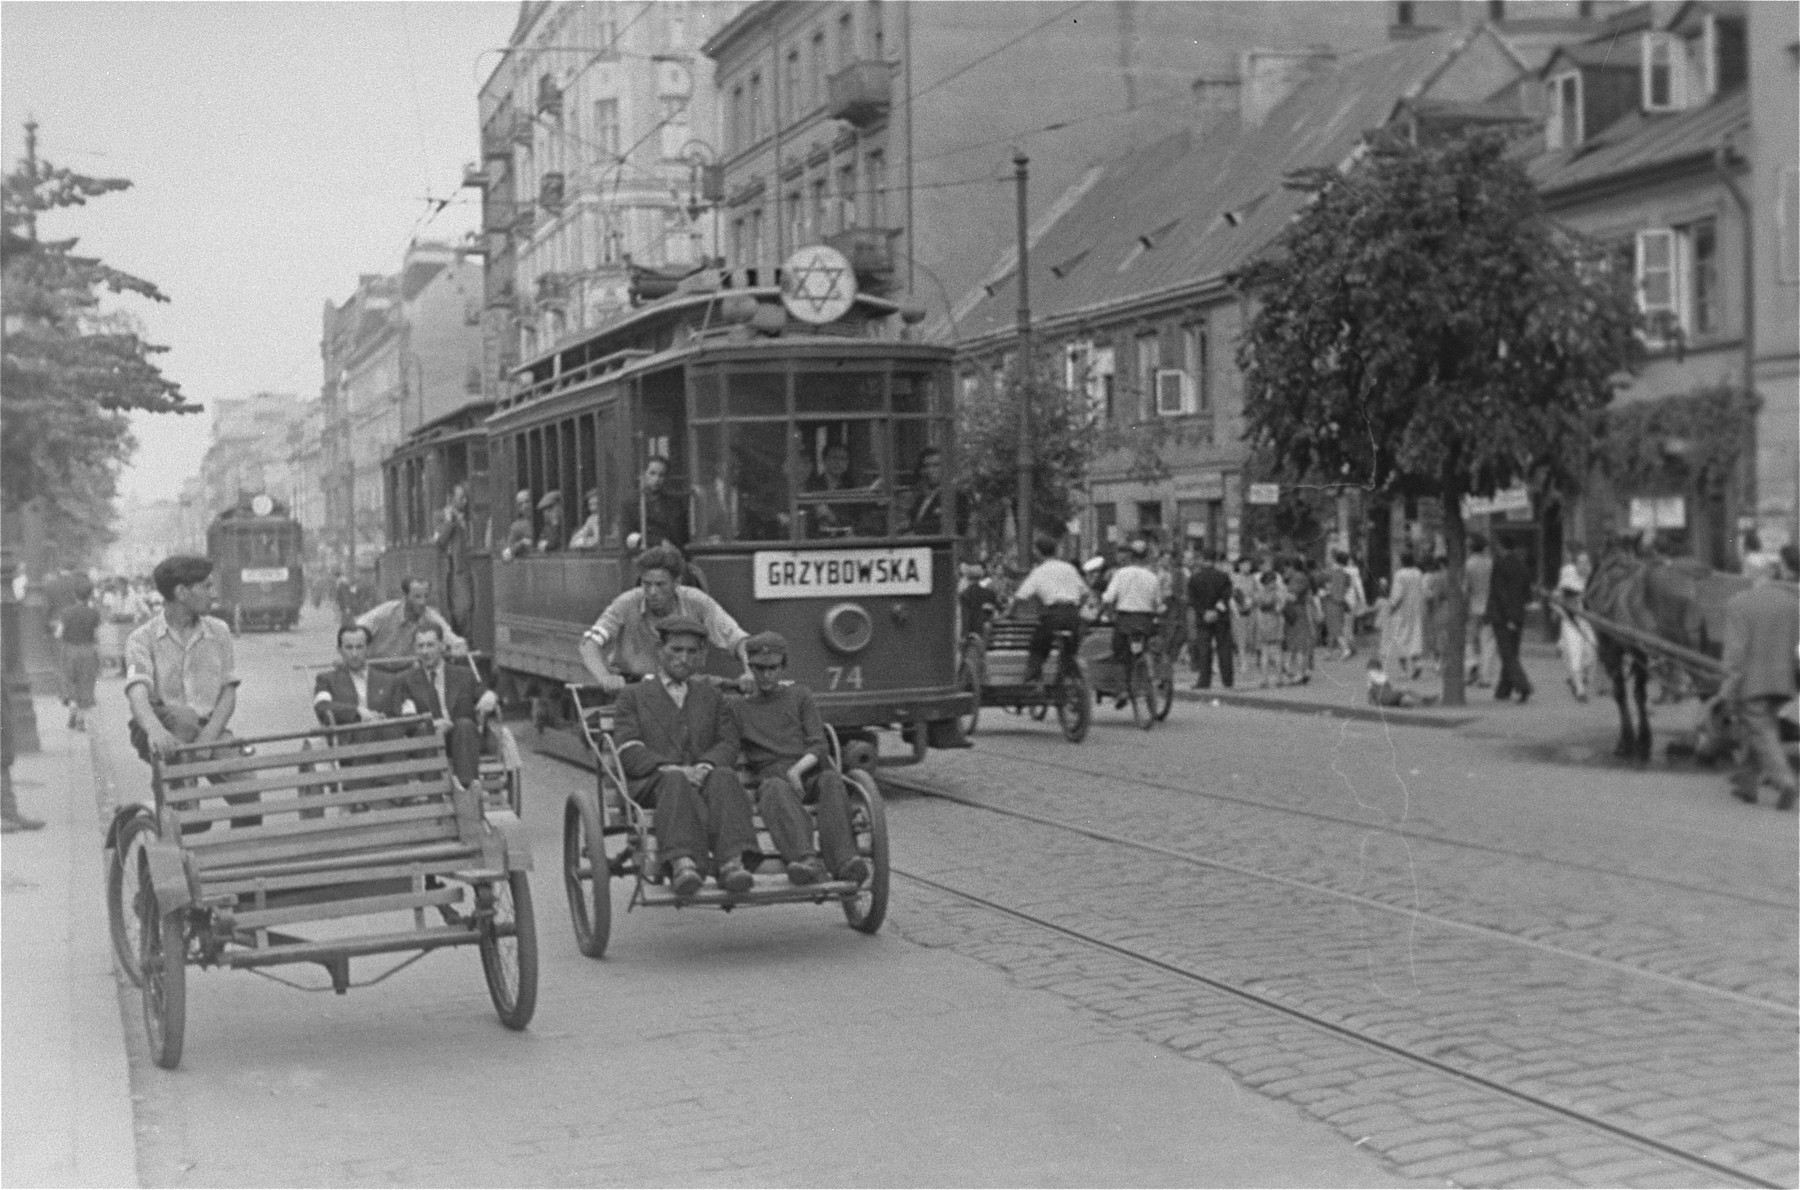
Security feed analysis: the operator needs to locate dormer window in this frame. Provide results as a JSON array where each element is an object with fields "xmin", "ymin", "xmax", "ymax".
[
  {"xmin": 1642, "ymin": 33, "xmax": 1684, "ymax": 111},
  {"xmin": 1547, "ymin": 70, "xmax": 1583, "ymax": 149}
]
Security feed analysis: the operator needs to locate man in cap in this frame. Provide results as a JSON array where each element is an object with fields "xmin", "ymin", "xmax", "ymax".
[
  {"xmin": 579, "ymin": 544, "xmax": 752, "ymax": 694},
  {"xmin": 612, "ymin": 616, "xmax": 758, "ymax": 895},
  {"xmin": 501, "ymin": 490, "xmax": 535, "ymax": 560},
  {"xmin": 729, "ymin": 632, "xmax": 871, "ymax": 886},
  {"xmin": 534, "ymin": 490, "xmax": 564, "ymax": 553}
]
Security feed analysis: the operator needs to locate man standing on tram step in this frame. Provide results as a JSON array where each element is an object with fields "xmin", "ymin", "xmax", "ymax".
[
  {"xmin": 123, "ymin": 555, "xmax": 257, "ymax": 829},
  {"xmin": 1488, "ymin": 541, "xmax": 1534, "ymax": 703},
  {"xmin": 730, "ymin": 631, "xmax": 871, "ymax": 887},
  {"xmin": 1103, "ymin": 539, "xmax": 1165, "ymax": 667},
  {"xmin": 1722, "ymin": 552, "xmax": 1799, "ymax": 809},
  {"xmin": 1008, "ymin": 535, "xmax": 1089, "ymax": 687},
  {"xmin": 356, "ymin": 577, "xmax": 466, "ymax": 665},
  {"xmin": 612, "ymin": 616, "xmax": 758, "ymax": 896},
  {"xmin": 579, "ymin": 544, "xmax": 752, "ymax": 693},
  {"xmin": 1186, "ymin": 548, "xmax": 1235, "ymax": 690},
  {"xmin": 620, "ymin": 455, "xmax": 689, "ymax": 552}
]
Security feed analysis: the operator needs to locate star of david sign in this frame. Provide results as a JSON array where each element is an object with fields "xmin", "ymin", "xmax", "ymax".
[{"xmin": 780, "ymin": 245, "xmax": 856, "ymax": 324}]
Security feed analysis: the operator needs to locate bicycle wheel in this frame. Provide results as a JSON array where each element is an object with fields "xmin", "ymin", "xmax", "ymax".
[
  {"xmin": 955, "ymin": 660, "xmax": 981, "ymax": 738},
  {"xmin": 107, "ymin": 810, "xmax": 157, "ymax": 987},
  {"xmin": 1150, "ymin": 651, "xmax": 1175, "ymax": 722},
  {"xmin": 1129, "ymin": 654, "xmax": 1155, "ymax": 730},
  {"xmin": 479, "ymin": 871, "xmax": 539, "ymax": 1030},
  {"xmin": 1057, "ymin": 673, "xmax": 1091, "ymax": 743}
]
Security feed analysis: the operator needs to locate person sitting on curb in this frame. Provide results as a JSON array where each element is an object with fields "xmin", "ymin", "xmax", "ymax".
[
  {"xmin": 611, "ymin": 616, "xmax": 758, "ymax": 897},
  {"xmin": 729, "ymin": 632, "xmax": 871, "ymax": 887},
  {"xmin": 1365, "ymin": 657, "xmax": 1438, "ymax": 708}
]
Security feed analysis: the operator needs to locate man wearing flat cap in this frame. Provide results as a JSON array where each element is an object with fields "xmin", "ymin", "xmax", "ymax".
[
  {"xmin": 611, "ymin": 615, "xmax": 759, "ymax": 896},
  {"xmin": 534, "ymin": 490, "xmax": 564, "ymax": 554},
  {"xmin": 502, "ymin": 490, "xmax": 535, "ymax": 561},
  {"xmin": 729, "ymin": 632, "xmax": 870, "ymax": 886}
]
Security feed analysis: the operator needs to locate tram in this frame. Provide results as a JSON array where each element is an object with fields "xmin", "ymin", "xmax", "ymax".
[
  {"xmin": 207, "ymin": 494, "xmax": 305, "ymax": 632},
  {"xmin": 377, "ymin": 401, "xmax": 498, "ymax": 654},
  {"xmin": 376, "ymin": 262, "xmax": 971, "ymax": 766}
]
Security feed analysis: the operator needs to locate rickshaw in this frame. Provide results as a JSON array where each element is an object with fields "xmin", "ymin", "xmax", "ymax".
[
  {"xmin": 957, "ymin": 615, "xmax": 1093, "ymax": 743},
  {"xmin": 103, "ymin": 716, "xmax": 536, "ymax": 1070},
  {"xmin": 1080, "ymin": 615, "xmax": 1176, "ymax": 730},
  {"xmin": 559, "ymin": 681, "xmax": 890, "ymax": 958}
]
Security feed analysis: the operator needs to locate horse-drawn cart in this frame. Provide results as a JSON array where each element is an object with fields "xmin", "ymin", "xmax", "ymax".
[{"xmin": 106, "ymin": 717, "xmax": 537, "ymax": 1069}]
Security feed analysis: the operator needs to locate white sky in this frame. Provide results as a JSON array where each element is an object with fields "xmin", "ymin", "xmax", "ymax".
[{"xmin": 1, "ymin": 1, "xmax": 519, "ymax": 503}]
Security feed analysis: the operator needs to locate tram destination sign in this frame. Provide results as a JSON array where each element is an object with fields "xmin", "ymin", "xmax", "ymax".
[{"xmin": 753, "ymin": 548, "xmax": 932, "ymax": 599}]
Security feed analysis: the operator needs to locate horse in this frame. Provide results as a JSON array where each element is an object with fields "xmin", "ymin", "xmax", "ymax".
[{"xmin": 1583, "ymin": 534, "xmax": 1750, "ymax": 763}]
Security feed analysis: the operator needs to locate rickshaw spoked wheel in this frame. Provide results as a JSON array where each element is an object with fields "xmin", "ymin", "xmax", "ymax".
[
  {"xmin": 479, "ymin": 872, "xmax": 539, "ymax": 1030},
  {"xmin": 139, "ymin": 867, "xmax": 186, "ymax": 1070},
  {"xmin": 841, "ymin": 771, "xmax": 889, "ymax": 934},
  {"xmin": 562, "ymin": 791, "xmax": 611, "ymax": 959}
]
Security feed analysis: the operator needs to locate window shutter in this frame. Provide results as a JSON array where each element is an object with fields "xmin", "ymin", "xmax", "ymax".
[{"xmin": 1635, "ymin": 228, "xmax": 1680, "ymax": 342}]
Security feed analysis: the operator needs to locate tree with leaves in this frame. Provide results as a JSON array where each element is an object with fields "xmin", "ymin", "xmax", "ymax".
[
  {"xmin": 2, "ymin": 124, "xmax": 198, "ymax": 570},
  {"xmin": 1234, "ymin": 129, "xmax": 1641, "ymax": 706}
]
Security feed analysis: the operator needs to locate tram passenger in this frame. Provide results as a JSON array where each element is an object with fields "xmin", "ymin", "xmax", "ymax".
[
  {"xmin": 1009, "ymin": 535, "xmax": 1089, "ymax": 686},
  {"xmin": 384, "ymin": 623, "xmax": 498, "ymax": 789},
  {"xmin": 356, "ymin": 577, "xmax": 466, "ymax": 665},
  {"xmin": 578, "ymin": 544, "xmax": 752, "ymax": 693},
  {"xmin": 535, "ymin": 491, "xmax": 563, "ymax": 553},
  {"xmin": 803, "ymin": 442, "xmax": 883, "ymax": 538},
  {"xmin": 620, "ymin": 456, "xmax": 689, "ymax": 551},
  {"xmin": 730, "ymin": 632, "xmax": 872, "ymax": 887},
  {"xmin": 568, "ymin": 489, "xmax": 604, "ymax": 550},
  {"xmin": 501, "ymin": 490, "xmax": 535, "ymax": 560},
  {"xmin": 902, "ymin": 448, "xmax": 946, "ymax": 536},
  {"xmin": 612, "ymin": 617, "xmax": 758, "ymax": 896}
]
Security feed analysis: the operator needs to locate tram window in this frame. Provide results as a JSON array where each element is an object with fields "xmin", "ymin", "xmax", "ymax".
[
  {"xmin": 560, "ymin": 418, "xmax": 579, "ymax": 526},
  {"xmin": 795, "ymin": 368, "xmax": 882, "ymax": 414},
  {"xmin": 640, "ymin": 368, "xmax": 688, "ymax": 484},
  {"xmin": 798, "ymin": 419, "xmax": 887, "ymax": 539},
  {"xmin": 727, "ymin": 370, "xmax": 786, "ymax": 417},
  {"xmin": 893, "ymin": 418, "xmax": 951, "ymax": 536},
  {"xmin": 891, "ymin": 371, "xmax": 941, "ymax": 415},
  {"xmin": 730, "ymin": 420, "xmax": 794, "ymax": 542},
  {"xmin": 691, "ymin": 371, "xmax": 722, "ymax": 420},
  {"xmin": 691, "ymin": 423, "xmax": 731, "ymax": 544},
  {"xmin": 594, "ymin": 404, "xmax": 620, "ymax": 544}
]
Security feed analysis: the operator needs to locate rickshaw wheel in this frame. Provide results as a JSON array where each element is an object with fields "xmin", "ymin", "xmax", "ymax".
[
  {"xmin": 1058, "ymin": 673, "xmax": 1092, "ymax": 743},
  {"xmin": 840, "ymin": 771, "xmax": 890, "ymax": 934},
  {"xmin": 107, "ymin": 811, "xmax": 157, "ymax": 987},
  {"xmin": 139, "ymin": 868, "xmax": 186, "ymax": 1070},
  {"xmin": 563, "ymin": 791, "xmax": 612, "ymax": 959},
  {"xmin": 955, "ymin": 661, "xmax": 981, "ymax": 738},
  {"xmin": 479, "ymin": 872, "xmax": 539, "ymax": 1030},
  {"xmin": 1151, "ymin": 655, "xmax": 1176, "ymax": 722},
  {"xmin": 1129, "ymin": 654, "xmax": 1156, "ymax": 730}
]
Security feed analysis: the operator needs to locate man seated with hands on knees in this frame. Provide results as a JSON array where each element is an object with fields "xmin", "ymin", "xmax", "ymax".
[
  {"xmin": 612, "ymin": 617, "xmax": 760, "ymax": 897},
  {"xmin": 729, "ymin": 632, "xmax": 871, "ymax": 888},
  {"xmin": 385, "ymin": 623, "xmax": 499, "ymax": 790}
]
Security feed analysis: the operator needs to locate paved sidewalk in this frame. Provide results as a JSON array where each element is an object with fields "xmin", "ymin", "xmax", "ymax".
[{"xmin": 2, "ymin": 695, "xmax": 139, "ymax": 1189}]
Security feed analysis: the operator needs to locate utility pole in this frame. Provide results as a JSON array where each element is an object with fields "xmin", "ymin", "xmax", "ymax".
[
  {"xmin": 23, "ymin": 118, "xmax": 38, "ymax": 242},
  {"xmin": 1013, "ymin": 150, "xmax": 1033, "ymax": 570}
]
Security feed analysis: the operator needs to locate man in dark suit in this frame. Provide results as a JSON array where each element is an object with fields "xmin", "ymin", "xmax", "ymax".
[
  {"xmin": 613, "ymin": 616, "xmax": 757, "ymax": 897},
  {"xmin": 1488, "ymin": 542, "xmax": 1534, "ymax": 703},
  {"xmin": 1722, "ymin": 553, "xmax": 1799, "ymax": 808},
  {"xmin": 1185, "ymin": 548, "xmax": 1235, "ymax": 690},
  {"xmin": 312, "ymin": 624, "xmax": 392, "ymax": 727},
  {"xmin": 383, "ymin": 623, "xmax": 498, "ymax": 787}
]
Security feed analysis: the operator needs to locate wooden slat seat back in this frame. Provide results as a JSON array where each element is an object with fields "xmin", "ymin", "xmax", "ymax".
[{"xmin": 982, "ymin": 617, "xmax": 1080, "ymax": 687}]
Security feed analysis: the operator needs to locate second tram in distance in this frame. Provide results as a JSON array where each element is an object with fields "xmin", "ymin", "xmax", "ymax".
[
  {"xmin": 208, "ymin": 494, "xmax": 305, "ymax": 632},
  {"xmin": 380, "ymin": 271, "xmax": 972, "ymax": 766}
]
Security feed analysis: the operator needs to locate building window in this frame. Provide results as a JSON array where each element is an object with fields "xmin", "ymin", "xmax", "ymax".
[
  {"xmin": 1689, "ymin": 217, "xmax": 1718, "ymax": 335},
  {"xmin": 788, "ymin": 190, "xmax": 804, "ymax": 251},
  {"xmin": 1183, "ymin": 323, "xmax": 1209, "ymax": 412},
  {"xmin": 730, "ymin": 85, "xmax": 744, "ymax": 153},
  {"xmin": 1134, "ymin": 332, "xmax": 1160, "ymax": 422},
  {"xmin": 1395, "ymin": 1, "xmax": 1414, "ymax": 27},
  {"xmin": 838, "ymin": 11, "xmax": 855, "ymax": 67},
  {"xmin": 867, "ymin": 149, "xmax": 887, "ymax": 226},
  {"xmin": 1547, "ymin": 71, "xmax": 1582, "ymax": 150},
  {"xmin": 732, "ymin": 216, "xmax": 746, "ymax": 267},
  {"xmin": 838, "ymin": 160, "xmax": 858, "ymax": 230},
  {"xmin": 594, "ymin": 98, "xmax": 620, "ymax": 158},
  {"xmin": 785, "ymin": 48, "xmax": 802, "ymax": 123},
  {"xmin": 668, "ymin": 14, "xmax": 686, "ymax": 51},
  {"xmin": 1635, "ymin": 228, "xmax": 1678, "ymax": 331},
  {"xmin": 810, "ymin": 30, "xmax": 826, "ymax": 107},
  {"xmin": 810, "ymin": 178, "xmax": 828, "ymax": 237},
  {"xmin": 1090, "ymin": 345, "xmax": 1116, "ymax": 422},
  {"xmin": 749, "ymin": 208, "xmax": 765, "ymax": 269},
  {"xmin": 660, "ymin": 97, "xmax": 689, "ymax": 160},
  {"xmin": 871, "ymin": 0, "xmax": 885, "ymax": 59},
  {"xmin": 1642, "ymin": 33, "xmax": 1683, "ymax": 112},
  {"xmin": 748, "ymin": 73, "xmax": 764, "ymax": 144},
  {"xmin": 1094, "ymin": 502, "xmax": 1118, "ymax": 546}
]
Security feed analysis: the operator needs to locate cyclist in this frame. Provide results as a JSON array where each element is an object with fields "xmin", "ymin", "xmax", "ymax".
[
  {"xmin": 1101, "ymin": 540, "xmax": 1164, "ymax": 705},
  {"xmin": 1008, "ymin": 535, "xmax": 1088, "ymax": 688}
]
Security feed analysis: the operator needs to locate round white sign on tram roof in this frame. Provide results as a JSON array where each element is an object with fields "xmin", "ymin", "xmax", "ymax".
[
  {"xmin": 780, "ymin": 244, "xmax": 855, "ymax": 325},
  {"xmin": 251, "ymin": 494, "xmax": 274, "ymax": 517}
]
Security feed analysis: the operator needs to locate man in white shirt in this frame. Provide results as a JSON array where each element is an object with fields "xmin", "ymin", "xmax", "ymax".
[
  {"xmin": 1008, "ymin": 535, "xmax": 1089, "ymax": 684},
  {"xmin": 579, "ymin": 544, "xmax": 752, "ymax": 693},
  {"xmin": 1102, "ymin": 540, "xmax": 1165, "ymax": 666}
]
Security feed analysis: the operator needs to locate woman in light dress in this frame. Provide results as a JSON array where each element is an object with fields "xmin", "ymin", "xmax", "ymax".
[
  {"xmin": 1554, "ymin": 546, "xmax": 1597, "ymax": 701},
  {"xmin": 1384, "ymin": 551, "xmax": 1426, "ymax": 679}
]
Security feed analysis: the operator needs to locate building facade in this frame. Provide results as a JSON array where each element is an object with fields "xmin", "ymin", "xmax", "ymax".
[
  {"xmin": 197, "ymin": 392, "xmax": 308, "ymax": 517},
  {"xmin": 1746, "ymin": 0, "xmax": 1799, "ymax": 551},
  {"xmin": 472, "ymin": 0, "xmax": 741, "ymax": 400}
]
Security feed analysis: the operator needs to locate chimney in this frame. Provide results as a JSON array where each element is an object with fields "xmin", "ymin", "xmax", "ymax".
[{"xmin": 1237, "ymin": 47, "xmax": 1337, "ymax": 127}]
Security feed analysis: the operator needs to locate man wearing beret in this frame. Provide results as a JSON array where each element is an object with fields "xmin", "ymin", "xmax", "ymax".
[
  {"xmin": 730, "ymin": 632, "xmax": 871, "ymax": 886},
  {"xmin": 612, "ymin": 615, "xmax": 758, "ymax": 896}
]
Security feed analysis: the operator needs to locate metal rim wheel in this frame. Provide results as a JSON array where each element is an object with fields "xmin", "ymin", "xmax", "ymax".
[
  {"xmin": 955, "ymin": 661, "xmax": 980, "ymax": 738},
  {"xmin": 1129, "ymin": 654, "xmax": 1156, "ymax": 729},
  {"xmin": 840, "ymin": 771, "xmax": 890, "ymax": 934},
  {"xmin": 1152, "ymin": 654, "xmax": 1175, "ymax": 722},
  {"xmin": 1058, "ymin": 673, "xmax": 1091, "ymax": 743},
  {"xmin": 107, "ymin": 812, "xmax": 157, "ymax": 987},
  {"xmin": 479, "ymin": 871, "xmax": 539, "ymax": 1030},
  {"xmin": 562, "ymin": 791, "xmax": 611, "ymax": 959},
  {"xmin": 138, "ymin": 868, "xmax": 186, "ymax": 1070}
]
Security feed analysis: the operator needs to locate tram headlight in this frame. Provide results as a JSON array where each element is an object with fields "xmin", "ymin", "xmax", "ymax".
[{"xmin": 822, "ymin": 602, "xmax": 874, "ymax": 655}]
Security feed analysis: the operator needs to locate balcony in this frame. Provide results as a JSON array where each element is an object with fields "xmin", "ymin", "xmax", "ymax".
[
  {"xmin": 824, "ymin": 226, "xmax": 902, "ymax": 295},
  {"xmin": 826, "ymin": 61, "xmax": 892, "ymax": 128}
]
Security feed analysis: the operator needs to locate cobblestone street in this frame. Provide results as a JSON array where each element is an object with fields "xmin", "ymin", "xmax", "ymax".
[{"xmin": 74, "ymin": 614, "xmax": 1797, "ymax": 1187}]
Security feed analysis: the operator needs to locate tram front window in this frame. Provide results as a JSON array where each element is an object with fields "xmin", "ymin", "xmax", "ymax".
[
  {"xmin": 730, "ymin": 420, "xmax": 793, "ymax": 541},
  {"xmin": 798, "ymin": 420, "xmax": 886, "ymax": 539}
]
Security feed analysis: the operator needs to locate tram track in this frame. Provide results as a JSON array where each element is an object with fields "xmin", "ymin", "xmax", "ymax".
[
  {"xmin": 944, "ymin": 743, "xmax": 1793, "ymax": 911},
  {"xmin": 887, "ymin": 860, "xmax": 1788, "ymax": 1190},
  {"xmin": 879, "ymin": 770, "xmax": 1796, "ymax": 1016}
]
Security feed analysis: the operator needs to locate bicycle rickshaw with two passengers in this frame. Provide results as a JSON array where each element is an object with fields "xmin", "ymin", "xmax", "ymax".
[
  {"xmin": 559, "ymin": 680, "xmax": 890, "ymax": 958},
  {"xmin": 956, "ymin": 615, "xmax": 1093, "ymax": 743},
  {"xmin": 101, "ymin": 715, "xmax": 537, "ymax": 1070},
  {"xmin": 1080, "ymin": 615, "xmax": 1175, "ymax": 730}
]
